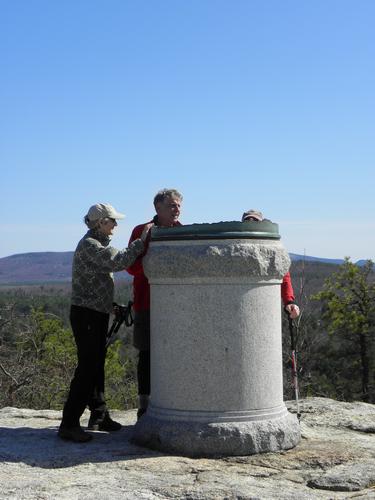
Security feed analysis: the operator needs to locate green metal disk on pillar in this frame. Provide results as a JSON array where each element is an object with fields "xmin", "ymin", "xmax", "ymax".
[{"xmin": 151, "ymin": 220, "xmax": 280, "ymax": 241}]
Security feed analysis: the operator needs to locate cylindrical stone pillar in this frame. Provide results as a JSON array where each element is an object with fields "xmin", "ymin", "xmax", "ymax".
[{"xmin": 133, "ymin": 221, "xmax": 300, "ymax": 456}]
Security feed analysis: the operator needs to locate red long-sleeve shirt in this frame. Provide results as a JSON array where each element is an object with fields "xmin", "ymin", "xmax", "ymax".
[
  {"xmin": 127, "ymin": 219, "xmax": 182, "ymax": 311},
  {"xmin": 281, "ymin": 271, "xmax": 295, "ymax": 306}
]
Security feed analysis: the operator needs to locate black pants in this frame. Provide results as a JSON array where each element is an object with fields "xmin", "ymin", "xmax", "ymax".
[
  {"xmin": 62, "ymin": 305, "xmax": 109, "ymax": 427},
  {"xmin": 133, "ymin": 311, "xmax": 151, "ymax": 396},
  {"xmin": 137, "ymin": 349, "xmax": 150, "ymax": 395}
]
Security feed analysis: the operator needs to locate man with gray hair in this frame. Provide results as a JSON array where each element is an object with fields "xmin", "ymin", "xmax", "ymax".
[
  {"xmin": 127, "ymin": 189, "xmax": 183, "ymax": 418},
  {"xmin": 242, "ymin": 209, "xmax": 300, "ymax": 319}
]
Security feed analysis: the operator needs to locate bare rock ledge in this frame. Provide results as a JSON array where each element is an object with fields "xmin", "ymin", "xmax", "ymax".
[{"xmin": 1, "ymin": 397, "xmax": 375, "ymax": 499}]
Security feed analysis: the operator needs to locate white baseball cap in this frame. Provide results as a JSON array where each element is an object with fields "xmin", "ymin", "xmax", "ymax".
[{"xmin": 85, "ymin": 203, "xmax": 125, "ymax": 221}]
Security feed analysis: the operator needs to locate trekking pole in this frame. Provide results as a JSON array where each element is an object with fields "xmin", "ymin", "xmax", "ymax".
[
  {"xmin": 106, "ymin": 301, "xmax": 134, "ymax": 348},
  {"xmin": 106, "ymin": 315, "xmax": 123, "ymax": 348},
  {"xmin": 289, "ymin": 316, "xmax": 301, "ymax": 421}
]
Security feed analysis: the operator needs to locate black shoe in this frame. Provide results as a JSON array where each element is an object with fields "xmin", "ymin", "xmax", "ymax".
[
  {"xmin": 137, "ymin": 408, "xmax": 147, "ymax": 420},
  {"xmin": 88, "ymin": 412, "xmax": 122, "ymax": 432},
  {"xmin": 58, "ymin": 425, "xmax": 93, "ymax": 443}
]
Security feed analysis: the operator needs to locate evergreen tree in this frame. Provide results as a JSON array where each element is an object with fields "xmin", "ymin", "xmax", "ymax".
[{"xmin": 314, "ymin": 259, "xmax": 375, "ymax": 402}]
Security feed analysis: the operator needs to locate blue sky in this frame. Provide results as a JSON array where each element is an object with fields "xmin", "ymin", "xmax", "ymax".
[{"xmin": 1, "ymin": 0, "xmax": 374, "ymax": 261}]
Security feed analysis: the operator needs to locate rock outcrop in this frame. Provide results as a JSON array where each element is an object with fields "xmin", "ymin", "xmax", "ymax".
[{"xmin": 1, "ymin": 398, "xmax": 375, "ymax": 499}]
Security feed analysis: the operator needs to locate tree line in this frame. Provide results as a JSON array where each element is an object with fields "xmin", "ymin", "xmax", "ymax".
[
  {"xmin": 282, "ymin": 258, "xmax": 375, "ymax": 403},
  {"xmin": 1, "ymin": 260, "xmax": 374, "ymax": 410}
]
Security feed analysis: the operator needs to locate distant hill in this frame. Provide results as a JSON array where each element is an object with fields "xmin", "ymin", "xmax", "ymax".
[
  {"xmin": 289, "ymin": 253, "xmax": 345, "ymax": 266},
  {"xmin": 0, "ymin": 252, "xmax": 73, "ymax": 284},
  {"xmin": 0, "ymin": 250, "xmax": 370, "ymax": 285},
  {"xmin": 0, "ymin": 252, "xmax": 131, "ymax": 285},
  {"xmin": 290, "ymin": 254, "xmax": 371, "ymax": 267}
]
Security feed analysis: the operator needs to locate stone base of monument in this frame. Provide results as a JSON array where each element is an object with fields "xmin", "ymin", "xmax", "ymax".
[
  {"xmin": 134, "ymin": 222, "xmax": 302, "ymax": 457},
  {"xmin": 133, "ymin": 405, "xmax": 300, "ymax": 457}
]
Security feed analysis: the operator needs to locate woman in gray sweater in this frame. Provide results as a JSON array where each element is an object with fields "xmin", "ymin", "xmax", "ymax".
[{"xmin": 58, "ymin": 203, "xmax": 152, "ymax": 443}]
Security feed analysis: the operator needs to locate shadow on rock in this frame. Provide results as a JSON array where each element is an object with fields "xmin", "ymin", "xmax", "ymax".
[{"xmin": 0, "ymin": 425, "xmax": 163, "ymax": 468}]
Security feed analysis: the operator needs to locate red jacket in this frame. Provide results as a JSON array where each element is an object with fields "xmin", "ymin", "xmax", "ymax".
[
  {"xmin": 281, "ymin": 271, "xmax": 295, "ymax": 306},
  {"xmin": 127, "ymin": 218, "xmax": 182, "ymax": 311},
  {"xmin": 127, "ymin": 221, "xmax": 295, "ymax": 310}
]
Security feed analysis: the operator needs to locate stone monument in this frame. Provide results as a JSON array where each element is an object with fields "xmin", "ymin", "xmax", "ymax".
[{"xmin": 133, "ymin": 220, "xmax": 301, "ymax": 456}]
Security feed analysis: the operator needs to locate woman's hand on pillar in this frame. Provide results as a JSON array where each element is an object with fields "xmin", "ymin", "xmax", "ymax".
[{"xmin": 140, "ymin": 223, "xmax": 154, "ymax": 242}]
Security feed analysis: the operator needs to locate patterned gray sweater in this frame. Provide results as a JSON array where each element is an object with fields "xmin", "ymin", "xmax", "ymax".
[{"xmin": 71, "ymin": 229, "xmax": 144, "ymax": 314}]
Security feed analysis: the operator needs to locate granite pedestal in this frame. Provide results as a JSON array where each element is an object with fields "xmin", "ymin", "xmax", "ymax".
[{"xmin": 133, "ymin": 221, "xmax": 300, "ymax": 456}]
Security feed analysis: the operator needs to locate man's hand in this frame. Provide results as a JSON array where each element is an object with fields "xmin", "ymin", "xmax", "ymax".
[{"xmin": 285, "ymin": 303, "xmax": 300, "ymax": 319}]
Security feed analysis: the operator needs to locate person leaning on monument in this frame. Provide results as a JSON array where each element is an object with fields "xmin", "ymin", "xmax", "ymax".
[
  {"xmin": 58, "ymin": 203, "xmax": 153, "ymax": 443},
  {"xmin": 127, "ymin": 188, "xmax": 183, "ymax": 419},
  {"xmin": 242, "ymin": 209, "xmax": 300, "ymax": 320}
]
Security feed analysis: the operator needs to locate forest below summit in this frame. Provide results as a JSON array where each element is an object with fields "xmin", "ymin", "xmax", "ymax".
[{"xmin": 0, "ymin": 259, "xmax": 374, "ymax": 411}]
